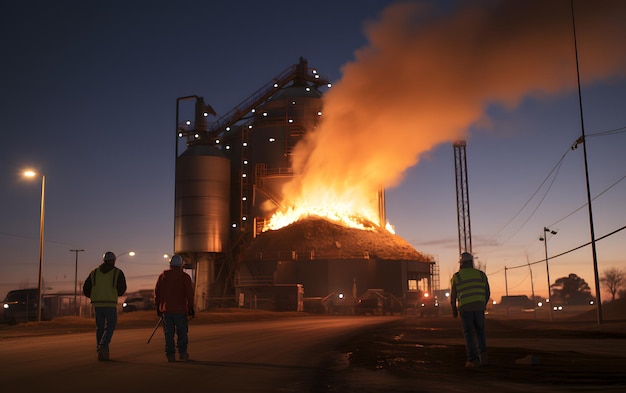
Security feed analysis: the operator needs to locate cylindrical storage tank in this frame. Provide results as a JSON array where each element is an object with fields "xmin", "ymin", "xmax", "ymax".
[{"xmin": 175, "ymin": 144, "xmax": 230, "ymax": 253}]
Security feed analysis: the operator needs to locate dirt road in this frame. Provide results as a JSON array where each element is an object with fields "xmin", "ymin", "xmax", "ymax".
[
  {"xmin": 317, "ymin": 316, "xmax": 626, "ymax": 392},
  {"xmin": 2, "ymin": 309, "xmax": 625, "ymax": 392}
]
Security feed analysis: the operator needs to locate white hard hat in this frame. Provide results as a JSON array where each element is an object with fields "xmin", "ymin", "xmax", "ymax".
[{"xmin": 170, "ymin": 254, "xmax": 183, "ymax": 267}]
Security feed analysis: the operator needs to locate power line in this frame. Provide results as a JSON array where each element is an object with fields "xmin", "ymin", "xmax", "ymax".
[
  {"xmin": 587, "ymin": 126, "xmax": 626, "ymax": 138},
  {"xmin": 507, "ymin": 224, "xmax": 626, "ymax": 271},
  {"xmin": 549, "ymin": 175, "xmax": 625, "ymax": 228},
  {"xmin": 507, "ymin": 270, "xmax": 530, "ymax": 290},
  {"xmin": 0, "ymin": 273, "xmax": 161, "ymax": 287},
  {"xmin": 486, "ymin": 126, "xmax": 625, "ymax": 248},
  {"xmin": 0, "ymin": 231, "xmax": 77, "ymax": 247},
  {"xmin": 488, "ymin": 147, "xmax": 569, "ymax": 246}
]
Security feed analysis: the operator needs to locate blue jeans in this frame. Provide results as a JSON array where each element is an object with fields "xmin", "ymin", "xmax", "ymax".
[
  {"xmin": 94, "ymin": 307, "xmax": 117, "ymax": 348},
  {"xmin": 162, "ymin": 313, "xmax": 188, "ymax": 355},
  {"xmin": 460, "ymin": 310, "xmax": 486, "ymax": 362}
]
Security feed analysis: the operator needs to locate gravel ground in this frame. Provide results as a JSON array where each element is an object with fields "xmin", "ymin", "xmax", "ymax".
[{"xmin": 314, "ymin": 316, "xmax": 626, "ymax": 393}]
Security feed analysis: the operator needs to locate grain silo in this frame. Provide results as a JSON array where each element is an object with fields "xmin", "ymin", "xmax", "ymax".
[{"xmin": 174, "ymin": 58, "xmax": 437, "ymax": 312}]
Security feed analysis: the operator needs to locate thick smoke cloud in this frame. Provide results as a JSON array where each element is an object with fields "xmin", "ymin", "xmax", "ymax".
[{"xmin": 277, "ymin": 0, "xmax": 626, "ymax": 226}]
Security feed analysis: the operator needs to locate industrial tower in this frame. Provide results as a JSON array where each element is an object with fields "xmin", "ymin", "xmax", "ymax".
[
  {"xmin": 453, "ymin": 141, "xmax": 472, "ymax": 257},
  {"xmin": 173, "ymin": 58, "xmax": 436, "ymax": 312},
  {"xmin": 174, "ymin": 58, "xmax": 332, "ymax": 310}
]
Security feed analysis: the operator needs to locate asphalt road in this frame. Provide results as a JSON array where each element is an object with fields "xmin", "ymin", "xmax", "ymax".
[
  {"xmin": 0, "ymin": 316, "xmax": 400, "ymax": 393},
  {"xmin": 2, "ymin": 312, "xmax": 625, "ymax": 393}
]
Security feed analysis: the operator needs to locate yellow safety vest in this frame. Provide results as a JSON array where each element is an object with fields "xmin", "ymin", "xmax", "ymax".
[
  {"xmin": 88, "ymin": 267, "xmax": 120, "ymax": 308},
  {"xmin": 452, "ymin": 268, "xmax": 488, "ymax": 308}
]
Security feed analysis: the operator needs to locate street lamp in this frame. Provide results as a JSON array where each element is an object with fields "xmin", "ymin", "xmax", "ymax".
[
  {"xmin": 118, "ymin": 251, "xmax": 136, "ymax": 258},
  {"xmin": 23, "ymin": 170, "xmax": 45, "ymax": 322},
  {"xmin": 70, "ymin": 249, "xmax": 84, "ymax": 316},
  {"xmin": 539, "ymin": 227, "xmax": 557, "ymax": 322}
]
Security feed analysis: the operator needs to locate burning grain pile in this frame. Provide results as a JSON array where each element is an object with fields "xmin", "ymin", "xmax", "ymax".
[{"xmin": 247, "ymin": 217, "xmax": 430, "ymax": 261}]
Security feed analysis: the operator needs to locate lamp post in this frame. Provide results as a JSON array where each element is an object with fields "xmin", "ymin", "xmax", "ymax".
[
  {"xmin": 118, "ymin": 251, "xmax": 136, "ymax": 258},
  {"xmin": 24, "ymin": 170, "xmax": 45, "ymax": 322},
  {"xmin": 540, "ymin": 227, "xmax": 557, "ymax": 322},
  {"xmin": 70, "ymin": 249, "xmax": 84, "ymax": 316}
]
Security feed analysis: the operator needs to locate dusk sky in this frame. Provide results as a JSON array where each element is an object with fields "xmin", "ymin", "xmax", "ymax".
[{"xmin": 1, "ymin": 0, "xmax": 625, "ymax": 304}]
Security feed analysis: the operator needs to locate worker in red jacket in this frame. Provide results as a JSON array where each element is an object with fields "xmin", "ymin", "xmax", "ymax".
[{"xmin": 154, "ymin": 254, "xmax": 194, "ymax": 362}]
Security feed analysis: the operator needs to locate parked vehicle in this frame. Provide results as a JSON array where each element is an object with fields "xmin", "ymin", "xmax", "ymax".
[
  {"xmin": 122, "ymin": 290, "xmax": 154, "ymax": 312},
  {"xmin": 355, "ymin": 289, "xmax": 404, "ymax": 315},
  {"xmin": 355, "ymin": 297, "xmax": 383, "ymax": 315},
  {"xmin": 2, "ymin": 288, "xmax": 53, "ymax": 325},
  {"xmin": 419, "ymin": 295, "xmax": 439, "ymax": 317}
]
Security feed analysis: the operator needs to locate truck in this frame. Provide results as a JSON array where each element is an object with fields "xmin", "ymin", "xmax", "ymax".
[{"xmin": 2, "ymin": 288, "xmax": 54, "ymax": 325}]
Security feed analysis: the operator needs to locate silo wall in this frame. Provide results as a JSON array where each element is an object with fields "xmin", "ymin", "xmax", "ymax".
[{"xmin": 175, "ymin": 145, "xmax": 230, "ymax": 253}]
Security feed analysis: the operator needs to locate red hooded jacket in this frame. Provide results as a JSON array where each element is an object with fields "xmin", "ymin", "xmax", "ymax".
[{"xmin": 154, "ymin": 267, "xmax": 194, "ymax": 314}]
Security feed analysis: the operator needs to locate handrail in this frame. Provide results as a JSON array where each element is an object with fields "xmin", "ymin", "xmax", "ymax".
[
  {"xmin": 208, "ymin": 64, "xmax": 296, "ymax": 134},
  {"xmin": 208, "ymin": 59, "xmax": 330, "ymax": 135}
]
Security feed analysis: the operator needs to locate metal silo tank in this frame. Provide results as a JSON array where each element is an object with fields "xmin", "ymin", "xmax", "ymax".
[{"xmin": 175, "ymin": 144, "xmax": 230, "ymax": 253}]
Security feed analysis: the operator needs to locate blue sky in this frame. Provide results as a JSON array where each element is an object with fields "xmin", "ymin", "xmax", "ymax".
[{"xmin": 1, "ymin": 0, "xmax": 624, "ymax": 303}]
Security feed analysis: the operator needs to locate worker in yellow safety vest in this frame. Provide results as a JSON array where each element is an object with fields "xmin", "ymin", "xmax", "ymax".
[
  {"xmin": 83, "ymin": 251, "xmax": 127, "ymax": 361},
  {"xmin": 450, "ymin": 252, "xmax": 490, "ymax": 368}
]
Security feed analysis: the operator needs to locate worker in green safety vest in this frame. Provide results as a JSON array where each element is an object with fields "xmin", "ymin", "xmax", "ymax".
[
  {"xmin": 450, "ymin": 252, "xmax": 490, "ymax": 368},
  {"xmin": 83, "ymin": 251, "xmax": 127, "ymax": 361}
]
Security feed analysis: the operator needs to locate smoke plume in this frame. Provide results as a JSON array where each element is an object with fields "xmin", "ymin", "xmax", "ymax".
[{"xmin": 271, "ymin": 0, "xmax": 626, "ymax": 228}]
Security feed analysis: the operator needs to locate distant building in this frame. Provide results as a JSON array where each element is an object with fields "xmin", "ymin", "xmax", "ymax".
[{"xmin": 499, "ymin": 295, "xmax": 533, "ymax": 309}]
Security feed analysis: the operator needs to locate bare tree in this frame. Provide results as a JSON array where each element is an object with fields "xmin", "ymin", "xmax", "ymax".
[{"xmin": 600, "ymin": 267, "xmax": 625, "ymax": 301}]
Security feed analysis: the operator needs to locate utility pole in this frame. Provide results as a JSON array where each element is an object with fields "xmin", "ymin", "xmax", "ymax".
[
  {"xmin": 540, "ymin": 227, "xmax": 557, "ymax": 322},
  {"xmin": 70, "ymin": 249, "xmax": 85, "ymax": 316},
  {"xmin": 570, "ymin": 0, "xmax": 602, "ymax": 325},
  {"xmin": 527, "ymin": 256, "xmax": 536, "ymax": 320},
  {"xmin": 504, "ymin": 266, "xmax": 509, "ymax": 319}
]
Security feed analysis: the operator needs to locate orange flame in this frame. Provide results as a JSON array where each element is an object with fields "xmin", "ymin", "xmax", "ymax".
[
  {"xmin": 265, "ymin": 1, "xmax": 626, "ymax": 234},
  {"xmin": 264, "ymin": 186, "xmax": 382, "ymax": 231}
]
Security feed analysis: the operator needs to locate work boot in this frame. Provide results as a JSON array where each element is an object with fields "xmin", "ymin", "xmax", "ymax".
[
  {"xmin": 479, "ymin": 351, "xmax": 488, "ymax": 366},
  {"xmin": 166, "ymin": 353, "xmax": 176, "ymax": 362},
  {"xmin": 465, "ymin": 359, "xmax": 479, "ymax": 368},
  {"xmin": 97, "ymin": 345, "xmax": 110, "ymax": 361},
  {"xmin": 179, "ymin": 352, "xmax": 189, "ymax": 361}
]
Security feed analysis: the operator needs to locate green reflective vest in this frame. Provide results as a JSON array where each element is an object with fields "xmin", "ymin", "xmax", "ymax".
[
  {"xmin": 88, "ymin": 267, "xmax": 121, "ymax": 308},
  {"xmin": 452, "ymin": 268, "xmax": 488, "ymax": 308}
]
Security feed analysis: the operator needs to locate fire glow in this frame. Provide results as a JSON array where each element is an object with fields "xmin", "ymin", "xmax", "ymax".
[
  {"xmin": 264, "ymin": 191, "xmax": 393, "ymax": 233},
  {"xmin": 264, "ymin": 0, "xmax": 626, "ymax": 235}
]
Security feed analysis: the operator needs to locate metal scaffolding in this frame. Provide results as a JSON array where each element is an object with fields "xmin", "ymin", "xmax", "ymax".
[{"xmin": 453, "ymin": 141, "xmax": 472, "ymax": 256}]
